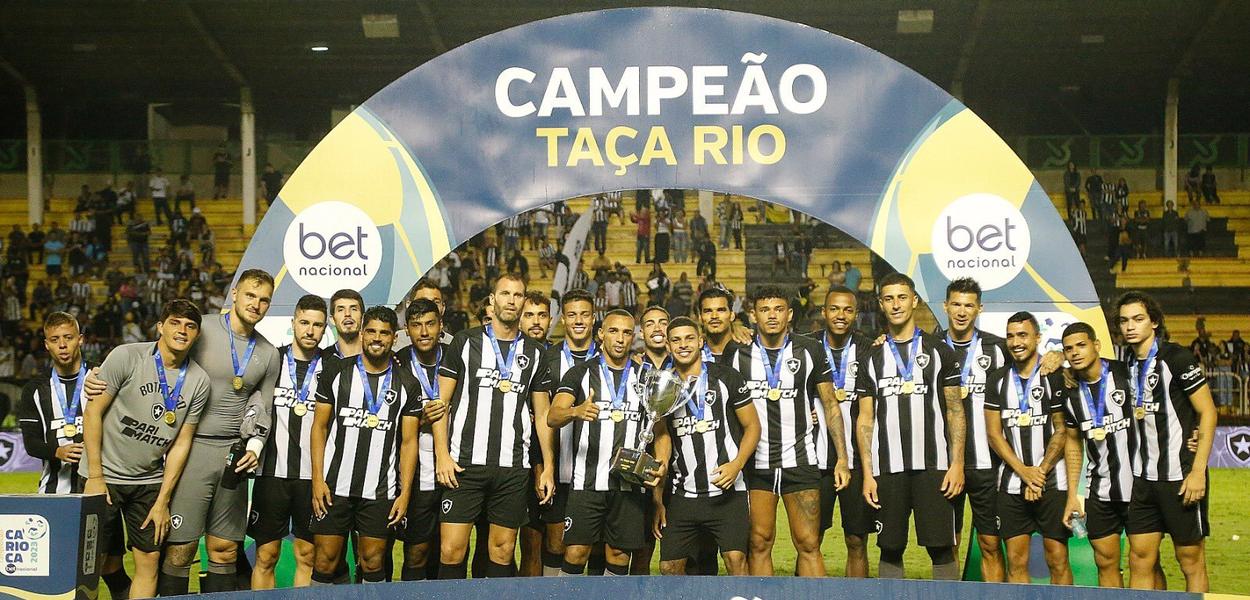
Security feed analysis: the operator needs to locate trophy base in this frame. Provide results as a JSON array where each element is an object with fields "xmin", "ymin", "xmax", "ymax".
[{"xmin": 612, "ymin": 447, "xmax": 660, "ymax": 486}]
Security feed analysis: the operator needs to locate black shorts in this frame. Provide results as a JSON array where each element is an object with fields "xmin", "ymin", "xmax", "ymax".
[
  {"xmin": 962, "ymin": 467, "xmax": 1000, "ymax": 537},
  {"xmin": 1126, "ymin": 475, "xmax": 1209, "ymax": 545},
  {"xmin": 818, "ymin": 468, "xmax": 872, "ymax": 536},
  {"xmin": 540, "ymin": 483, "xmax": 571, "ymax": 525},
  {"xmin": 873, "ymin": 470, "xmax": 958, "ymax": 550},
  {"xmin": 659, "ymin": 492, "xmax": 749, "ymax": 562},
  {"xmin": 403, "ymin": 490, "xmax": 441, "ymax": 545},
  {"xmin": 997, "ymin": 488, "xmax": 1070, "ymax": 541},
  {"xmin": 1086, "ymin": 497, "xmax": 1129, "ymax": 541},
  {"xmin": 308, "ymin": 495, "xmax": 395, "ymax": 540},
  {"xmin": 248, "ymin": 476, "xmax": 314, "ymax": 544},
  {"xmin": 564, "ymin": 490, "xmax": 647, "ymax": 551},
  {"xmin": 101, "ymin": 482, "xmax": 162, "ymax": 553},
  {"xmin": 439, "ymin": 465, "xmax": 530, "ymax": 529},
  {"xmin": 744, "ymin": 465, "xmax": 821, "ymax": 496}
]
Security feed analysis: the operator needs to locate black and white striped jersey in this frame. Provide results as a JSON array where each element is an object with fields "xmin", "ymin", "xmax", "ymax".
[
  {"xmin": 936, "ymin": 328, "xmax": 1009, "ymax": 471},
  {"xmin": 439, "ymin": 326, "xmax": 549, "ymax": 469},
  {"xmin": 804, "ymin": 331, "xmax": 870, "ymax": 471},
  {"xmin": 555, "ymin": 358, "xmax": 647, "ymax": 492},
  {"xmin": 18, "ymin": 369, "xmax": 89, "ymax": 494},
  {"xmin": 396, "ymin": 343, "xmax": 447, "ymax": 493},
  {"xmin": 855, "ymin": 330, "xmax": 961, "ymax": 476},
  {"xmin": 663, "ymin": 363, "xmax": 751, "ymax": 497},
  {"xmin": 1062, "ymin": 360, "xmax": 1137, "ymax": 502},
  {"xmin": 536, "ymin": 341, "xmax": 598, "ymax": 484},
  {"xmin": 259, "ymin": 345, "xmax": 325, "ymax": 480},
  {"xmin": 315, "ymin": 356, "xmax": 420, "ymax": 500},
  {"xmin": 1128, "ymin": 341, "xmax": 1206, "ymax": 482},
  {"xmin": 983, "ymin": 365, "xmax": 1068, "ymax": 494},
  {"xmin": 725, "ymin": 335, "xmax": 830, "ymax": 470}
]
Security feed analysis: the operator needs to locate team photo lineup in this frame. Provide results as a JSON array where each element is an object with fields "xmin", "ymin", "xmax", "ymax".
[{"xmin": 19, "ymin": 196, "xmax": 1219, "ymax": 597}]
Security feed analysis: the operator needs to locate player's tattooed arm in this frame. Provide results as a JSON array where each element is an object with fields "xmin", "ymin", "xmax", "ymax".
[
  {"xmin": 855, "ymin": 395, "xmax": 875, "ymax": 479},
  {"xmin": 817, "ymin": 381, "xmax": 851, "ymax": 490},
  {"xmin": 1062, "ymin": 426, "xmax": 1084, "ymax": 527},
  {"xmin": 943, "ymin": 385, "xmax": 966, "ymax": 465},
  {"xmin": 1039, "ymin": 411, "xmax": 1068, "ymax": 476}
]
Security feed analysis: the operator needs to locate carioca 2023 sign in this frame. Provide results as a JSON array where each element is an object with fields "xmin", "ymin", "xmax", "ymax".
[{"xmin": 233, "ymin": 7, "xmax": 1105, "ymax": 347}]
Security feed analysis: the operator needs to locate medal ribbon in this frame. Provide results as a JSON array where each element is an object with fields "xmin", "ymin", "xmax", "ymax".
[
  {"xmin": 599, "ymin": 357, "xmax": 632, "ymax": 412},
  {"xmin": 701, "ymin": 344, "xmax": 715, "ymax": 363},
  {"xmin": 356, "ymin": 355, "xmax": 393, "ymax": 416},
  {"xmin": 286, "ymin": 351, "xmax": 321, "ymax": 404},
  {"xmin": 946, "ymin": 330, "xmax": 979, "ymax": 389},
  {"xmin": 50, "ymin": 364, "xmax": 88, "ymax": 423},
  {"xmin": 411, "ymin": 347, "xmax": 441, "ymax": 401},
  {"xmin": 887, "ymin": 327, "xmax": 922, "ymax": 387},
  {"xmin": 823, "ymin": 333, "xmax": 852, "ymax": 392},
  {"xmin": 486, "ymin": 325, "xmax": 520, "ymax": 383},
  {"xmin": 226, "ymin": 313, "xmax": 258, "ymax": 384},
  {"xmin": 1079, "ymin": 360, "xmax": 1109, "ymax": 428},
  {"xmin": 756, "ymin": 335, "xmax": 790, "ymax": 391},
  {"xmin": 153, "ymin": 349, "xmax": 188, "ymax": 415},
  {"xmin": 1012, "ymin": 361, "xmax": 1041, "ymax": 418},
  {"xmin": 562, "ymin": 341, "xmax": 598, "ymax": 368},
  {"xmin": 681, "ymin": 368, "xmax": 709, "ymax": 421},
  {"xmin": 1133, "ymin": 340, "xmax": 1158, "ymax": 410}
]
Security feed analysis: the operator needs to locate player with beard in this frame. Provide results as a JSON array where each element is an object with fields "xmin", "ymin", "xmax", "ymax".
[
  {"xmin": 808, "ymin": 286, "xmax": 873, "ymax": 577},
  {"xmin": 935, "ymin": 277, "xmax": 1009, "ymax": 581},
  {"xmin": 651, "ymin": 317, "xmax": 760, "ymax": 576},
  {"xmin": 729, "ymin": 286, "xmax": 849, "ymax": 576},
  {"xmin": 249, "ymin": 295, "xmax": 328, "ymax": 588},
  {"xmin": 82, "ymin": 300, "xmax": 213, "ymax": 598},
  {"xmin": 533, "ymin": 289, "xmax": 597, "ymax": 576},
  {"xmin": 504, "ymin": 290, "xmax": 552, "ymax": 577},
  {"xmin": 697, "ymin": 288, "xmax": 744, "ymax": 365},
  {"xmin": 309, "ymin": 306, "xmax": 422, "ymax": 584},
  {"xmin": 89, "ymin": 269, "xmax": 283, "ymax": 595},
  {"xmin": 983, "ymin": 312, "xmax": 1072, "ymax": 585},
  {"xmin": 630, "ymin": 305, "xmax": 672, "ymax": 575},
  {"xmin": 547, "ymin": 310, "xmax": 653, "ymax": 576},
  {"xmin": 855, "ymin": 273, "xmax": 965, "ymax": 581},
  {"xmin": 324, "ymin": 289, "xmax": 365, "ymax": 364},
  {"xmin": 434, "ymin": 273, "xmax": 553, "ymax": 579},
  {"xmin": 1116, "ymin": 292, "xmax": 1216, "ymax": 592},
  {"xmin": 395, "ymin": 299, "xmax": 451, "ymax": 581},
  {"xmin": 19, "ymin": 312, "xmax": 132, "ymax": 597}
]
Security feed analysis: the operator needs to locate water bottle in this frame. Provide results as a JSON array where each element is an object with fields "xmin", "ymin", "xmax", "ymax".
[
  {"xmin": 1069, "ymin": 511, "xmax": 1087, "ymax": 539},
  {"xmin": 220, "ymin": 440, "xmax": 247, "ymax": 490}
]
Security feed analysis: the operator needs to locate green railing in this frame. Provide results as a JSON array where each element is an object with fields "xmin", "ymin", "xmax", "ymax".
[{"xmin": 0, "ymin": 135, "xmax": 1246, "ymax": 175}]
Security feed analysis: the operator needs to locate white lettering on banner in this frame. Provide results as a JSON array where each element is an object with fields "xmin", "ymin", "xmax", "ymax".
[
  {"xmin": 0, "ymin": 515, "xmax": 49, "ymax": 576},
  {"xmin": 283, "ymin": 201, "xmax": 383, "ymax": 297},
  {"xmin": 930, "ymin": 193, "xmax": 1031, "ymax": 290},
  {"xmin": 495, "ymin": 56, "xmax": 828, "ymax": 118}
]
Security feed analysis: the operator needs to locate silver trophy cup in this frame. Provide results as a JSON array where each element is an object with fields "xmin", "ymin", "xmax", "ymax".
[{"xmin": 611, "ymin": 367, "xmax": 685, "ymax": 486}]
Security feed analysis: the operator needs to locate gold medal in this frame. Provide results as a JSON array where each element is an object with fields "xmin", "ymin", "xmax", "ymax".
[
  {"xmin": 835, "ymin": 388, "xmax": 847, "ymax": 402},
  {"xmin": 232, "ymin": 376, "xmax": 244, "ymax": 391},
  {"xmin": 292, "ymin": 402, "xmax": 308, "ymax": 417},
  {"xmin": 693, "ymin": 420, "xmax": 710, "ymax": 433},
  {"xmin": 960, "ymin": 386, "xmax": 970, "ymax": 399},
  {"xmin": 767, "ymin": 388, "xmax": 782, "ymax": 401},
  {"xmin": 497, "ymin": 380, "xmax": 513, "ymax": 393},
  {"xmin": 61, "ymin": 424, "xmax": 78, "ymax": 438},
  {"xmin": 1134, "ymin": 406, "xmax": 1147, "ymax": 420},
  {"xmin": 611, "ymin": 410, "xmax": 625, "ymax": 423},
  {"xmin": 365, "ymin": 414, "xmax": 380, "ymax": 429},
  {"xmin": 901, "ymin": 381, "xmax": 915, "ymax": 395},
  {"xmin": 1091, "ymin": 427, "xmax": 1106, "ymax": 441},
  {"xmin": 164, "ymin": 410, "xmax": 177, "ymax": 425},
  {"xmin": 1016, "ymin": 413, "xmax": 1032, "ymax": 427}
]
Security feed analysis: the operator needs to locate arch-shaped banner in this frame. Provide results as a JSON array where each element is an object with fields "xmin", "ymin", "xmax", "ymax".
[{"xmin": 237, "ymin": 6, "xmax": 1104, "ymax": 346}]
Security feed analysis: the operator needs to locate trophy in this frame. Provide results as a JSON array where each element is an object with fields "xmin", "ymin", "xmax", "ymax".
[{"xmin": 611, "ymin": 367, "xmax": 684, "ymax": 486}]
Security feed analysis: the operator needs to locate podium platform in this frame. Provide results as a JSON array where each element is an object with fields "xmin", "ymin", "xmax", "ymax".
[{"xmin": 0, "ymin": 494, "xmax": 106, "ymax": 600}]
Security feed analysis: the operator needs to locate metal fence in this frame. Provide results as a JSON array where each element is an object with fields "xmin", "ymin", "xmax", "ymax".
[{"xmin": 1208, "ymin": 367, "xmax": 1248, "ymax": 416}]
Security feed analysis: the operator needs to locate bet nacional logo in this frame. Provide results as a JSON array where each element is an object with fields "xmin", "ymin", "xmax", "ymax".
[
  {"xmin": 283, "ymin": 201, "xmax": 384, "ymax": 297},
  {"xmin": 930, "ymin": 193, "xmax": 1031, "ymax": 290}
]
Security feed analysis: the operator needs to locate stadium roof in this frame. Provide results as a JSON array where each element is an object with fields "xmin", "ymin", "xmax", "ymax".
[{"xmin": 1, "ymin": 0, "xmax": 1247, "ymax": 139}]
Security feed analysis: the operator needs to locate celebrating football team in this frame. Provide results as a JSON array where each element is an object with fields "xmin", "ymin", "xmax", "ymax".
[{"xmin": 20, "ymin": 258, "xmax": 1217, "ymax": 594}]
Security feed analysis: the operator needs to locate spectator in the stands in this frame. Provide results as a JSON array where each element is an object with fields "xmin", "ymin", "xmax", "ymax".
[
  {"xmin": 75, "ymin": 184, "xmax": 93, "ymax": 213},
  {"xmin": 533, "ymin": 204, "xmax": 550, "ymax": 246},
  {"xmin": 1185, "ymin": 199, "xmax": 1209, "ymax": 257},
  {"xmin": 66, "ymin": 236, "xmax": 88, "ymax": 277},
  {"xmin": 645, "ymin": 264, "xmax": 669, "ymax": 308},
  {"xmin": 1132, "ymin": 200, "xmax": 1150, "ymax": 258},
  {"xmin": 1184, "ymin": 164, "xmax": 1201, "ymax": 205},
  {"xmin": 169, "ymin": 210, "xmax": 189, "ymax": 247},
  {"xmin": 730, "ymin": 201, "xmax": 744, "ymax": 249},
  {"xmin": 774, "ymin": 238, "xmax": 788, "ymax": 272},
  {"xmin": 1201, "ymin": 165, "xmax": 1220, "ymax": 204},
  {"xmin": 590, "ymin": 194, "xmax": 609, "ymax": 253},
  {"xmin": 826, "ymin": 261, "xmax": 845, "ymax": 291},
  {"xmin": 506, "ymin": 249, "xmax": 529, "ymax": 281},
  {"xmin": 5, "ymin": 251, "xmax": 29, "ymax": 304},
  {"xmin": 690, "ymin": 209, "xmax": 709, "ymax": 247},
  {"xmin": 621, "ymin": 270, "xmax": 640, "ymax": 315},
  {"xmin": 843, "ymin": 260, "xmax": 862, "ymax": 292},
  {"xmin": 1114, "ymin": 177, "xmax": 1130, "ymax": 215},
  {"xmin": 126, "ymin": 213, "xmax": 152, "ymax": 273},
  {"xmin": 188, "ymin": 207, "xmax": 207, "ymax": 238},
  {"xmin": 1084, "ymin": 169, "xmax": 1104, "ymax": 220},
  {"xmin": 70, "ymin": 211, "xmax": 93, "ymax": 236},
  {"xmin": 71, "ymin": 274, "xmax": 92, "ymax": 311},
  {"xmin": 604, "ymin": 272, "xmax": 623, "ymax": 309},
  {"xmin": 175, "ymin": 174, "xmax": 196, "ymax": 214},
  {"xmin": 1190, "ymin": 331, "xmax": 1217, "ymax": 369},
  {"xmin": 149, "ymin": 167, "xmax": 171, "ymax": 225},
  {"xmin": 654, "ymin": 206, "xmax": 672, "ymax": 263},
  {"xmin": 517, "ymin": 210, "xmax": 532, "ymax": 251},
  {"xmin": 1161, "ymin": 200, "xmax": 1181, "ymax": 257},
  {"xmin": 1223, "ymin": 330, "xmax": 1247, "ymax": 376},
  {"xmin": 572, "ymin": 264, "xmax": 590, "ymax": 294},
  {"xmin": 593, "ymin": 286, "xmax": 609, "ymax": 323},
  {"xmin": 7, "ymin": 225, "xmax": 26, "ymax": 260},
  {"xmin": 92, "ymin": 194, "xmax": 113, "ymax": 252},
  {"xmin": 198, "ymin": 226, "xmax": 216, "ymax": 266},
  {"xmin": 1112, "ymin": 222, "xmax": 1132, "ymax": 273},
  {"xmin": 537, "ymin": 240, "xmax": 557, "ymax": 278},
  {"xmin": 213, "ymin": 144, "xmax": 232, "ymax": 199},
  {"xmin": 1063, "ymin": 162, "xmax": 1081, "ymax": 217},
  {"xmin": 24, "ymin": 223, "xmax": 44, "ymax": 266},
  {"xmin": 121, "ymin": 310, "xmax": 144, "ymax": 344},
  {"xmin": 605, "ymin": 191, "xmax": 624, "ymax": 224},
  {"xmin": 717, "ymin": 198, "xmax": 731, "ymax": 249},
  {"xmin": 590, "ymin": 251, "xmax": 611, "ymax": 280},
  {"xmin": 117, "ymin": 180, "xmax": 137, "ymax": 220},
  {"xmin": 1104, "ymin": 209, "xmax": 1123, "ymax": 261},
  {"xmin": 672, "ymin": 209, "xmax": 689, "ymax": 263},
  {"xmin": 42, "ymin": 234, "xmax": 65, "ymax": 278},
  {"xmin": 261, "ymin": 163, "xmax": 284, "ymax": 207},
  {"xmin": 696, "ymin": 237, "xmax": 717, "ymax": 279},
  {"xmin": 97, "ymin": 180, "xmax": 118, "ymax": 225},
  {"xmin": 1068, "ymin": 199, "xmax": 1088, "ymax": 257},
  {"xmin": 670, "ymin": 272, "xmax": 693, "ymax": 317},
  {"xmin": 632, "ymin": 205, "xmax": 652, "ymax": 263}
]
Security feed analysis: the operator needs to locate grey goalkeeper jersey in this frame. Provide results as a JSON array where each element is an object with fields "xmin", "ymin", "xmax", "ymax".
[
  {"xmin": 191, "ymin": 313, "xmax": 281, "ymax": 442},
  {"xmin": 81, "ymin": 342, "xmax": 212, "ymax": 485}
]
